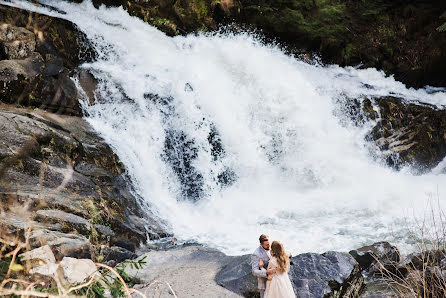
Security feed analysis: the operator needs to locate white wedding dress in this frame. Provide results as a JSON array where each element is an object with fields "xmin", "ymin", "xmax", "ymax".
[{"xmin": 265, "ymin": 256, "xmax": 296, "ymax": 298}]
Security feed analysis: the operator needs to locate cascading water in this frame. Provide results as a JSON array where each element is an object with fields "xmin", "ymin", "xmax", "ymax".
[{"xmin": 4, "ymin": 0, "xmax": 446, "ymax": 255}]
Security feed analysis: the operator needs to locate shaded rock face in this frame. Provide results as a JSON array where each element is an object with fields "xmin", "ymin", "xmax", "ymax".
[
  {"xmin": 340, "ymin": 96, "xmax": 446, "ymax": 172},
  {"xmin": 0, "ymin": 5, "xmax": 95, "ymax": 115},
  {"xmin": 215, "ymin": 254, "xmax": 258, "ymax": 297},
  {"xmin": 290, "ymin": 251, "xmax": 364, "ymax": 298},
  {"xmin": 0, "ymin": 105, "xmax": 168, "ymax": 259},
  {"xmin": 349, "ymin": 241, "xmax": 400, "ymax": 276},
  {"xmin": 0, "ymin": 5, "xmax": 93, "ymax": 68},
  {"xmin": 0, "ymin": 23, "xmax": 36, "ymax": 59},
  {"xmin": 363, "ymin": 97, "xmax": 446, "ymax": 172}
]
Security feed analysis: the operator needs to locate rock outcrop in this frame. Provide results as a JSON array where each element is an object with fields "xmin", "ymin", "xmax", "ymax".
[
  {"xmin": 0, "ymin": 5, "xmax": 94, "ymax": 115},
  {"xmin": 0, "ymin": 104, "xmax": 168, "ymax": 261},
  {"xmin": 369, "ymin": 97, "xmax": 446, "ymax": 171},
  {"xmin": 349, "ymin": 241, "xmax": 400, "ymax": 276},
  {"xmin": 289, "ymin": 251, "xmax": 364, "ymax": 298},
  {"xmin": 127, "ymin": 245, "xmax": 240, "ymax": 297}
]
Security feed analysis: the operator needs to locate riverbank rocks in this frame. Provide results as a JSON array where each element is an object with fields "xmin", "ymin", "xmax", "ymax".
[
  {"xmin": 19, "ymin": 245, "xmax": 99, "ymax": 286},
  {"xmin": 0, "ymin": 104, "xmax": 168, "ymax": 261},
  {"xmin": 349, "ymin": 241, "xmax": 400, "ymax": 276},
  {"xmin": 366, "ymin": 97, "xmax": 446, "ymax": 172},
  {"xmin": 127, "ymin": 245, "xmax": 239, "ymax": 297},
  {"xmin": 289, "ymin": 251, "xmax": 364, "ymax": 298},
  {"xmin": 100, "ymin": 245, "xmax": 137, "ymax": 267},
  {"xmin": 125, "ymin": 245, "xmax": 365, "ymax": 297},
  {"xmin": 59, "ymin": 257, "xmax": 98, "ymax": 284},
  {"xmin": 28, "ymin": 229, "xmax": 92, "ymax": 261},
  {"xmin": 0, "ymin": 5, "xmax": 95, "ymax": 115},
  {"xmin": 0, "ymin": 24, "xmax": 36, "ymax": 59}
]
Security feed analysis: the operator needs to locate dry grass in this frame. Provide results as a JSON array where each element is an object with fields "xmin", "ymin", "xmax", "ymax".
[{"xmin": 373, "ymin": 198, "xmax": 446, "ymax": 298}]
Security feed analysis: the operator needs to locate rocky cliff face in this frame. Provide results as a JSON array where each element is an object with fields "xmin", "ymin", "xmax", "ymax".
[
  {"xmin": 342, "ymin": 96, "xmax": 446, "ymax": 172},
  {"xmin": 0, "ymin": 4, "xmax": 168, "ymax": 264},
  {"xmin": 0, "ymin": 5, "xmax": 94, "ymax": 115}
]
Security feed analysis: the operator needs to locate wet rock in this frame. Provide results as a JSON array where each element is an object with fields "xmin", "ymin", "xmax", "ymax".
[
  {"xmin": 101, "ymin": 245, "xmax": 136, "ymax": 265},
  {"xmin": 349, "ymin": 242, "xmax": 400, "ymax": 275},
  {"xmin": 364, "ymin": 97, "xmax": 446, "ymax": 172},
  {"xmin": 0, "ymin": 23, "xmax": 36, "ymax": 59},
  {"xmin": 0, "ymin": 5, "xmax": 94, "ymax": 68},
  {"xmin": 215, "ymin": 254, "xmax": 258, "ymax": 297},
  {"xmin": 404, "ymin": 250, "xmax": 446, "ymax": 271},
  {"xmin": 37, "ymin": 71, "xmax": 80, "ymax": 115},
  {"xmin": 14, "ymin": 52, "xmax": 45, "ymax": 77},
  {"xmin": 110, "ymin": 238, "xmax": 136, "ymax": 253},
  {"xmin": 76, "ymin": 70, "xmax": 97, "ymax": 104},
  {"xmin": 289, "ymin": 251, "xmax": 364, "ymax": 298},
  {"xmin": 42, "ymin": 54, "xmax": 64, "ymax": 76}
]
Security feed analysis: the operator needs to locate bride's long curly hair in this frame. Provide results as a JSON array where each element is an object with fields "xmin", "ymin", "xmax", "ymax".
[{"xmin": 270, "ymin": 241, "xmax": 290, "ymax": 273}]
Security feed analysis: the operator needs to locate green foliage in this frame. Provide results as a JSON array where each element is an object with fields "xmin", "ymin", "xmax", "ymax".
[
  {"xmin": 437, "ymin": 23, "xmax": 446, "ymax": 32},
  {"xmin": 435, "ymin": 11, "xmax": 446, "ymax": 32},
  {"xmin": 193, "ymin": 0, "xmax": 208, "ymax": 20},
  {"xmin": 149, "ymin": 17, "xmax": 170, "ymax": 27},
  {"xmin": 0, "ymin": 257, "xmax": 11, "ymax": 281},
  {"xmin": 242, "ymin": 0, "xmax": 348, "ymax": 43}
]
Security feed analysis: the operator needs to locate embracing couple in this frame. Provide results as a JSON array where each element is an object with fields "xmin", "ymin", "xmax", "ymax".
[{"xmin": 251, "ymin": 234, "xmax": 295, "ymax": 298}]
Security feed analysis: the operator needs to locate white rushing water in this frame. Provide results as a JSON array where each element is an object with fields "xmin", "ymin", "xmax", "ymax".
[{"xmin": 4, "ymin": 0, "xmax": 446, "ymax": 255}]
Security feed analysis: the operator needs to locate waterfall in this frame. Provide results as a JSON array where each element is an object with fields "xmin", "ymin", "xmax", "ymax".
[{"xmin": 4, "ymin": 0, "xmax": 446, "ymax": 255}]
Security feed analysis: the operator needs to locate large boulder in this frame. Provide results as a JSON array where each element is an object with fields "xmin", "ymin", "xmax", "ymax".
[
  {"xmin": 215, "ymin": 254, "xmax": 258, "ymax": 297},
  {"xmin": 126, "ymin": 245, "xmax": 239, "ymax": 297},
  {"xmin": 0, "ymin": 23, "xmax": 36, "ymax": 59},
  {"xmin": 0, "ymin": 5, "xmax": 93, "ymax": 69},
  {"xmin": 0, "ymin": 5, "xmax": 95, "ymax": 115},
  {"xmin": 217, "ymin": 250, "xmax": 365, "ymax": 297},
  {"xmin": 368, "ymin": 97, "xmax": 446, "ymax": 172},
  {"xmin": 289, "ymin": 251, "xmax": 364, "ymax": 298},
  {"xmin": 349, "ymin": 242, "xmax": 400, "ymax": 276}
]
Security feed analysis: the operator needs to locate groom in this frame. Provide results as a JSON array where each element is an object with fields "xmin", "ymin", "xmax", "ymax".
[{"xmin": 251, "ymin": 234, "xmax": 275, "ymax": 298}]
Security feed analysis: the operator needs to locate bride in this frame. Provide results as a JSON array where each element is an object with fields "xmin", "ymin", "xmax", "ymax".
[{"xmin": 259, "ymin": 241, "xmax": 295, "ymax": 298}]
